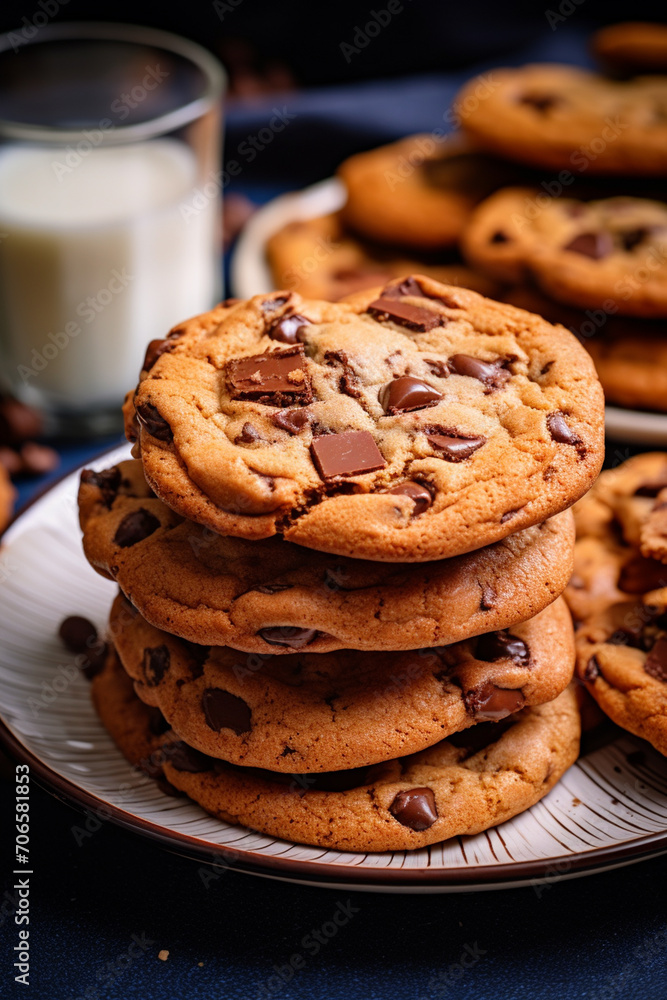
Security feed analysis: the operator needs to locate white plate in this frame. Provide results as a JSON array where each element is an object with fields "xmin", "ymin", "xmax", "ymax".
[
  {"xmin": 1, "ymin": 445, "xmax": 667, "ymax": 892},
  {"xmin": 231, "ymin": 180, "xmax": 667, "ymax": 447}
]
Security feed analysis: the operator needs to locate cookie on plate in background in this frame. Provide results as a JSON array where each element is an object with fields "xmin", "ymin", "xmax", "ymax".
[{"xmin": 592, "ymin": 22, "xmax": 667, "ymax": 77}]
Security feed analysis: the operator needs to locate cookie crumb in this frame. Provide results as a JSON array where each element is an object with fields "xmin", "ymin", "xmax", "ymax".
[
  {"xmin": 198, "ymin": 962, "xmax": 204, "ymax": 967},
  {"xmin": 158, "ymin": 949, "xmax": 170, "ymax": 961}
]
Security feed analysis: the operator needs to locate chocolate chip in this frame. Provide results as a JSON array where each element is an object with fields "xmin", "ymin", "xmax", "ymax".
[
  {"xmin": 618, "ymin": 556, "xmax": 667, "ymax": 594},
  {"xmin": 519, "ymin": 93, "xmax": 560, "ymax": 112},
  {"xmin": 258, "ymin": 626, "xmax": 319, "ymax": 649},
  {"xmin": 143, "ymin": 645, "xmax": 170, "ymax": 686},
  {"xmin": 425, "ymin": 429, "xmax": 486, "ymax": 462},
  {"xmin": 136, "ymin": 402, "xmax": 173, "ymax": 442},
  {"xmin": 202, "ymin": 689, "xmax": 252, "ymax": 734},
  {"xmin": 367, "ymin": 297, "xmax": 443, "ymax": 332},
  {"xmin": 379, "ymin": 376, "xmax": 442, "ymax": 415},
  {"xmin": 479, "ymin": 583, "xmax": 497, "ymax": 611},
  {"xmin": 255, "ymin": 583, "xmax": 293, "ymax": 594},
  {"xmin": 563, "ymin": 232, "xmax": 614, "ymax": 259},
  {"xmin": 464, "ymin": 683, "xmax": 525, "ymax": 720},
  {"xmin": 261, "ymin": 295, "xmax": 289, "ymax": 314},
  {"xmin": 113, "ymin": 509, "xmax": 161, "ymax": 548},
  {"xmin": 59, "ymin": 616, "xmax": 98, "ymax": 653},
  {"xmin": 235, "ymin": 422, "xmax": 262, "ymax": 444},
  {"xmin": 385, "ymin": 481, "xmax": 433, "ymax": 516},
  {"xmin": 584, "ymin": 655, "xmax": 600, "ymax": 682},
  {"xmin": 490, "ymin": 230, "xmax": 509, "ymax": 243},
  {"xmin": 449, "ymin": 354, "xmax": 510, "ymax": 393},
  {"xmin": 165, "ymin": 740, "xmax": 214, "ymax": 773},
  {"xmin": 227, "ymin": 346, "xmax": 312, "ymax": 407},
  {"xmin": 547, "ymin": 412, "xmax": 582, "ymax": 448},
  {"xmin": 267, "ymin": 313, "xmax": 311, "ymax": 344},
  {"xmin": 323, "ymin": 350, "xmax": 363, "ymax": 399},
  {"xmin": 382, "ymin": 277, "xmax": 426, "ymax": 298},
  {"xmin": 424, "ymin": 359, "xmax": 449, "ymax": 378},
  {"xmin": 644, "ymin": 637, "xmax": 667, "ymax": 683},
  {"xmin": 272, "ymin": 408, "xmax": 312, "ymax": 434},
  {"xmin": 311, "ymin": 430, "xmax": 386, "ymax": 479},
  {"xmin": 621, "ymin": 228, "xmax": 653, "ymax": 252},
  {"xmin": 634, "ymin": 475, "xmax": 667, "ymax": 497},
  {"xmin": 389, "ymin": 788, "xmax": 438, "ymax": 831},
  {"xmin": 142, "ymin": 338, "xmax": 174, "ymax": 372},
  {"xmin": 476, "ymin": 630, "xmax": 530, "ymax": 666},
  {"xmin": 80, "ymin": 466, "xmax": 122, "ymax": 507}
]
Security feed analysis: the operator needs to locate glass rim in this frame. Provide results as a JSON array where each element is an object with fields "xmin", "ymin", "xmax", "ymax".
[{"xmin": 0, "ymin": 21, "xmax": 226, "ymax": 144}]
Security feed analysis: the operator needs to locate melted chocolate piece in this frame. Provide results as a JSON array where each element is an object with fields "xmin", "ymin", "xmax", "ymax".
[
  {"xmin": 491, "ymin": 230, "xmax": 509, "ymax": 243},
  {"xmin": 80, "ymin": 466, "xmax": 122, "ymax": 507},
  {"xmin": 367, "ymin": 298, "xmax": 443, "ymax": 332},
  {"xmin": 143, "ymin": 645, "xmax": 170, "ymax": 686},
  {"xmin": 476, "ymin": 630, "xmax": 530, "ymax": 666},
  {"xmin": 449, "ymin": 354, "xmax": 510, "ymax": 392},
  {"xmin": 644, "ymin": 637, "xmax": 667, "ymax": 682},
  {"xmin": 634, "ymin": 474, "xmax": 667, "ymax": 497},
  {"xmin": 379, "ymin": 376, "xmax": 442, "ymax": 414},
  {"xmin": 59, "ymin": 616, "xmax": 98, "ymax": 653},
  {"xmin": 113, "ymin": 509, "xmax": 161, "ymax": 548},
  {"xmin": 424, "ymin": 359, "xmax": 449, "ymax": 378},
  {"xmin": 519, "ymin": 93, "xmax": 560, "ymax": 112},
  {"xmin": 479, "ymin": 583, "xmax": 497, "ymax": 611},
  {"xmin": 258, "ymin": 626, "xmax": 319, "ymax": 649},
  {"xmin": 547, "ymin": 412, "xmax": 581, "ymax": 447},
  {"xmin": 136, "ymin": 402, "xmax": 173, "ymax": 442},
  {"xmin": 164, "ymin": 740, "xmax": 215, "ymax": 773},
  {"xmin": 389, "ymin": 787, "xmax": 438, "ymax": 831},
  {"xmin": 311, "ymin": 430, "xmax": 386, "ymax": 479},
  {"xmin": 464, "ymin": 683, "xmax": 525, "ymax": 720},
  {"xmin": 261, "ymin": 295, "xmax": 289, "ymax": 314},
  {"xmin": 563, "ymin": 231, "xmax": 614, "ymax": 259},
  {"xmin": 267, "ymin": 313, "xmax": 311, "ymax": 344},
  {"xmin": 235, "ymin": 422, "xmax": 262, "ymax": 444},
  {"xmin": 382, "ymin": 277, "xmax": 426, "ymax": 299},
  {"xmin": 324, "ymin": 350, "xmax": 363, "ymax": 399},
  {"xmin": 618, "ymin": 556, "xmax": 667, "ymax": 594},
  {"xmin": 142, "ymin": 338, "xmax": 174, "ymax": 372},
  {"xmin": 584, "ymin": 655, "xmax": 600, "ymax": 682},
  {"xmin": 227, "ymin": 346, "xmax": 312, "ymax": 407},
  {"xmin": 425, "ymin": 429, "xmax": 486, "ymax": 462},
  {"xmin": 272, "ymin": 408, "xmax": 312, "ymax": 434},
  {"xmin": 202, "ymin": 689, "xmax": 252, "ymax": 734},
  {"xmin": 385, "ymin": 481, "xmax": 433, "ymax": 516}
]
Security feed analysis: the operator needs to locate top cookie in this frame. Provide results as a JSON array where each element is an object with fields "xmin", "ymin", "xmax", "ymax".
[
  {"xmin": 463, "ymin": 188, "xmax": 667, "ymax": 317},
  {"xmin": 127, "ymin": 276, "xmax": 604, "ymax": 562},
  {"xmin": 456, "ymin": 64, "xmax": 667, "ymax": 175}
]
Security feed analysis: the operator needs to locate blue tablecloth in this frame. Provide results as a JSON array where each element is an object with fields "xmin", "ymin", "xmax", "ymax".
[{"xmin": 2, "ymin": 24, "xmax": 667, "ymax": 1000}]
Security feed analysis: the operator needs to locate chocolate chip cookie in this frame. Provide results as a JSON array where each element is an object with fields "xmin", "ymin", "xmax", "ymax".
[
  {"xmin": 266, "ymin": 212, "xmax": 503, "ymax": 301},
  {"xmin": 457, "ymin": 64, "xmax": 667, "ymax": 175},
  {"xmin": 79, "ymin": 458, "xmax": 574, "ymax": 652},
  {"xmin": 337, "ymin": 134, "xmax": 527, "ymax": 251},
  {"xmin": 93, "ymin": 647, "xmax": 581, "ymax": 852},
  {"xmin": 0, "ymin": 463, "xmax": 15, "ymax": 534},
  {"xmin": 504, "ymin": 285, "xmax": 667, "ymax": 413},
  {"xmin": 127, "ymin": 276, "xmax": 604, "ymax": 562},
  {"xmin": 463, "ymin": 188, "xmax": 667, "ymax": 317},
  {"xmin": 592, "ymin": 22, "xmax": 667, "ymax": 77},
  {"xmin": 109, "ymin": 591, "xmax": 575, "ymax": 772}
]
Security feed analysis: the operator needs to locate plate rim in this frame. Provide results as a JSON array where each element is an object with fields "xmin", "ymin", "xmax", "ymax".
[{"xmin": 2, "ymin": 449, "xmax": 667, "ymax": 890}]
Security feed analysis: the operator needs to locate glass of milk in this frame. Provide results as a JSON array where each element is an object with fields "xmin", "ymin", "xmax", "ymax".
[{"xmin": 0, "ymin": 23, "xmax": 225, "ymax": 434}]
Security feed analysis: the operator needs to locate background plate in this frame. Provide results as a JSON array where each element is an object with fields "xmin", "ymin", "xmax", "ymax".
[
  {"xmin": 1, "ymin": 445, "xmax": 667, "ymax": 892},
  {"xmin": 231, "ymin": 180, "xmax": 667, "ymax": 447}
]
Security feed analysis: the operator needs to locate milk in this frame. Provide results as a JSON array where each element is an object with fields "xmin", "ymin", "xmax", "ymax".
[{"xmin": 0, "ymin": 139, "xmax": 220, "ymax": 411}]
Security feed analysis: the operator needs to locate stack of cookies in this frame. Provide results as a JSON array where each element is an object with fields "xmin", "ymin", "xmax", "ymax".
[{"xmin": 79, "ymin": 275, "xmax": 605, "ymax": 851}]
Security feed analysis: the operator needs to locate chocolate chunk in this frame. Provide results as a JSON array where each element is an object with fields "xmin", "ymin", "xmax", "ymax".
[
  {"xmin": 425, "ymin": 429, "xmax": 486, "ymax": 462},
  {"xmin": 476, "ymin": 630, "xmax": 530, "ymax": 666},
  {"xmin": 479, "ymin": 583, "xmax": 497, "ymax": 611},
  {"xmin": 311, "ymin": 430, "xmax": 385, "ymax": 479},
  {"xmin": 261, "ymin": 295, "xmax": 289, "ymax": 314},
  {"xmin": 584, "ymin": 655, "xmax": 600, "ymax": 682},
  {"xmin": 273, "ymin": 408, "xmax": 312, "ymax": 434},
  {"xmin": 324, "ymin": 350, "xmax": 363, "ymax": 399},
  {"xmin": 267, "ymin": 313, "xmax": 311, "ymax": 344},
  {"xmin": 113, "ymin": 509, "xmax": 161, "ymax": 548},
  {"xmin": 634, "ymin": 474, "xmax": 667, "ymax": 497},
  {"xmin": 563, "ymin": 231, "xmax": 614, "ymax": 259},
  {"xmin": 519, "ymin": 93, "xmax": 560, "ymax": 112},
  {"xmin": 449, "ymin": 354, "xmax": 510, "ymax": 392},
  {"xmin": 258, "ymin": 626, "xmax": 319, "ymax": 649},
  {"xmin": 382, "ymin": 277, "xmax": 426, "ymax": 299},
  {"xmin": 142, "ymin": 338, "xmax": 173, "ymax": 372},
  {"xmin": 385, "ymin": 481, "xmax": 433, "ymax": 516},
  {"xmin": 424, "ymin": 359, "xmax": 449, "ymax": 378},
  {"xmin": 235, "ymin": 422, "xmax": 262, "ymax": 444},
  {"xmin": 136, "ymin": 402, "xmax": 173, "ymax": 442},
  {"xmin": 227, "ymin": 346, "xmax": 312, "ymax": 407},
  {"xmin": 547, "ymin": 412, "xmax": 581, "ymax": 447},
  {"xmin": 143, "ymin": 645, "xmax": 170, "ymax": 686},
  {"xmin": 165, "ymin": 740, "xmax": 214, "ymax": 773},
  {"xmin": 490, "ymin": 230, "xmax": 509, "ymax": 243},
  {"xmin": 202, "ymin": 688, "xmax": 252, "ymax": 734},
  {"xmin": 59, "ymin": 616, "xmax": 98, "ymax": 653},
  {"xmin": 618, "ymin": 555, "xmax": 667, "ymax": 594},
  {"xmin": 464, "ymin": 683, "xmax": 525, "ymax": 720},
  {"xmin": 389, "ymin": 787, "xmax": 438, "ymax": 831},
  {"xmin": 254, "ymin": 583, "xmax": 293, "ymax": 594},
  {"xmin": 80, "ymin": 466, "xmax": 122, "ymax": 507},
  {"xmin": 379, "ymin": 376, "xmax": 442, "ymax": 414},
  {"xmin": 644, "ymin": 637, "xmax": 667, "ymax": 683},
  {"xmin": 621, "ymin": 228, "xmax": 653, "ymax": 252},
  {"xmin": 367, "ymin": 297, "xmax": 442, "ymax": 332}
]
